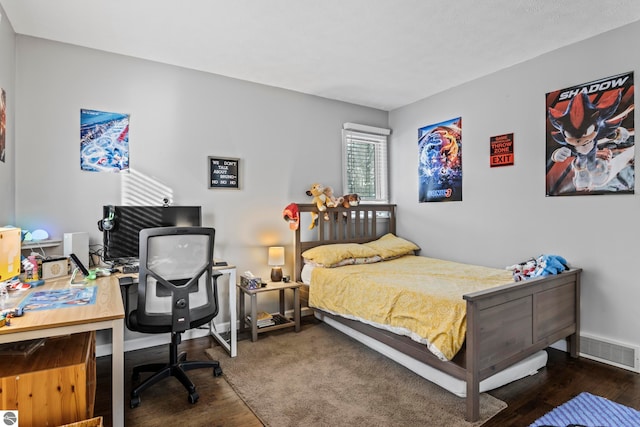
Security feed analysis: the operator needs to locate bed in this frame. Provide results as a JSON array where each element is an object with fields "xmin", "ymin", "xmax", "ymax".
[{"xmin": 292, "ymin": 203, "xmax": 581, "ymax": 422}]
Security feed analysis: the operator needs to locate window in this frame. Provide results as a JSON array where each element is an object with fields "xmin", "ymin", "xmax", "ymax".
[{"xmin": 342, "ymin": 123, "xmax": 391, "ymax": 203}]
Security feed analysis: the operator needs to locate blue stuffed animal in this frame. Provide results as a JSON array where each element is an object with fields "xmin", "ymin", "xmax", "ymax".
[{"xmin": 532, "ymin": 254, "xmax": 568, "ymax": 277}]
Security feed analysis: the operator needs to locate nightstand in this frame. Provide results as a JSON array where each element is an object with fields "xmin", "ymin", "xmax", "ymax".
[{"xmin": 237, "ymin": 281, "xmax": 301, "ymax": 342}]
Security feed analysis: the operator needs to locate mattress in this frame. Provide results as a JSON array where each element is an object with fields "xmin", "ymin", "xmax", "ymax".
[{"xmin": 307, "ymin": 255, "xmax": 514, "ymax": 360}]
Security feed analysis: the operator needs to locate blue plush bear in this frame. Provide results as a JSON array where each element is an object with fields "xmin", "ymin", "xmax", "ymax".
[{"xmin": 533, "ymin": 254, "xmax": 568, "ymax": 277}]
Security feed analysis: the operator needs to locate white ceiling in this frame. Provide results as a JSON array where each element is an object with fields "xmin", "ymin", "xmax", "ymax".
[{"xmin": 1, "ymin": 0, "xmax": 640, "ymax": 111}]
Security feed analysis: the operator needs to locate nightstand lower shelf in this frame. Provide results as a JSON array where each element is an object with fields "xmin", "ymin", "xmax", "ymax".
[
  {"xmin": 238, "ymin": 282, "xmax": 301, "ymax": 342},
  {"xmin": 245, "ymin": 313, "xmax": 294, "ymax": 332}
]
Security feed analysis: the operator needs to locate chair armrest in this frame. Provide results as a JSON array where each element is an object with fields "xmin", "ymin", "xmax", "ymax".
[
  {"xmin": 118, "ymin": 276, "xmax": 138, "ymax": 317},
  {"xmin": 119, "ymin": 276, "xmax": 136, "ymax": 288}
]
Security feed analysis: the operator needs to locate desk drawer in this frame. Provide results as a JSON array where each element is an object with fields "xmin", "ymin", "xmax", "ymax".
[{"xmin": 0, "ymin": 331, "xmax": 96, "ymax": 427}]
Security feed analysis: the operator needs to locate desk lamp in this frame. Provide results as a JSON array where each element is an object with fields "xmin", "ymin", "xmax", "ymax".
[{"xmin": 268, "ymin": 246, "xmax": 284, "ymax": 282}]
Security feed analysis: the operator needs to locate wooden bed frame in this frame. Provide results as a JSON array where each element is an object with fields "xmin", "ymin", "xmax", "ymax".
[{"xmin": 293, "ymin": 203, "xmax": 581, "ymax": 422}]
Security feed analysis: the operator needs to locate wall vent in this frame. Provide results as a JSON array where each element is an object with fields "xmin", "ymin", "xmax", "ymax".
[{"xmin": 580, "ymin": 334, "xmax": 639, "ymax": 373}]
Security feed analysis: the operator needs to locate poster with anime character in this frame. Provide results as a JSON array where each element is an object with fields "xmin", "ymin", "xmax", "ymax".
[
  {"xmin": 546, "ymin": 72, "xmax": 634, "ymax": 196},
  {"xmin": 418, "ymin": 117, "xmax": 462, "ymax": 202},
  {"xmin": 80, "ymin": 109, "xmax": 130, "ymax": 172}
]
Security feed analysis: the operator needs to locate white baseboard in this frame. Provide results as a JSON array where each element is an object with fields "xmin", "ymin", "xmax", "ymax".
[
  {"xmin": 96, "ymin": 308, "xmax": 314, "ymax": 358},
  {"xmin": 96, "ymin": 320, "xmax": 231, "ymax": 357},
  {"xmin": 517, "ymin": 336, "xmax": 638, "ymax": 373}
]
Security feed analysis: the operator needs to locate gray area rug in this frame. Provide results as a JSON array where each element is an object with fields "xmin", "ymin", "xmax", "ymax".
[{"xmin": 206, "ymin": 321, "xmax": 506, "ymax": 426}]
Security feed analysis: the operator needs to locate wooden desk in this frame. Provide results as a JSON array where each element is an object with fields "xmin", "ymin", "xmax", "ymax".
[{"xmin": 0, "ymin": 275, "xmax": 125, "ymax": 427}]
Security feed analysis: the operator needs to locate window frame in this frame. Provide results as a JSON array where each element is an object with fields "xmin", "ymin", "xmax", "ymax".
[{"xmin": 342, "ymin": 123, "xmax": 391, "ymax": 204}]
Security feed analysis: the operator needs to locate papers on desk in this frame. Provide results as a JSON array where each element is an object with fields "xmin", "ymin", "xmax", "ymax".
[{"xmin": 18, "ymin": 286, "xmax": 97, "ymax": 312}]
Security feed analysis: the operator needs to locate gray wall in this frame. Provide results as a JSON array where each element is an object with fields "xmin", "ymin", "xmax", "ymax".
[
  {"xmin": 389, "ymin": 21, "xmax": 640, "ymax": 352},
  {"xmin": 7, "ymin": 17, "xmax": 640, "ymax": 358},
  {"xmin": 13, "ymin": 36, "xmax": 387, "ymax": 341},
  {"xmin": 0, "ymin": 6, "xmax": 15, "ymax": 224}
]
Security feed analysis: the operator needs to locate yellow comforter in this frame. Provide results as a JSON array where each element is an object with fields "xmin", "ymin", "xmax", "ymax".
[{"xmin": 308, "ymin": 255, "xmax": 513, "ymax": 360}]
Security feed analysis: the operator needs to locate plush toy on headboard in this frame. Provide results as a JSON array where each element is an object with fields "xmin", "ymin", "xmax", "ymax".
[
  {"xmin": 341, "ymin": 193, "xmax": 361, "ymax": 208},
  {"xmin": 306, "ymin": 183, "xmax": 340, "ymax": 229},
  {"xmin": 283, "ymin": 203, "xmax": 300, "ymax": 230}
]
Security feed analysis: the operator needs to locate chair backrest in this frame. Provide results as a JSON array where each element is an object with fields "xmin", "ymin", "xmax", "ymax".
[{"xmin": 136, "ymin": 226, "xmax": 218, "ymax": 333}]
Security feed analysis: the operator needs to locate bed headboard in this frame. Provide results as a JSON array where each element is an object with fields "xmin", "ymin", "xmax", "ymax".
[{"xmin": 293, "ymin": 203, "xmax": 397, "ymax": 282}]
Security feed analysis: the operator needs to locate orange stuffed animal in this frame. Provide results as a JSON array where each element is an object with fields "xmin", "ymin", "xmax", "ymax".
[
  {"xmin": 306, "ymin": 183, "xmax": 340, "ymax": 229},
  {"xmin": 340, "ymin": 193, "xmax": 360, "ymax": 208}
]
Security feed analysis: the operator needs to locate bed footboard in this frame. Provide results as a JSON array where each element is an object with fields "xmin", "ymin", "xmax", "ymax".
[{"xmin": 463, "ymin": 268, "xmax": 581, "ymax": 421}]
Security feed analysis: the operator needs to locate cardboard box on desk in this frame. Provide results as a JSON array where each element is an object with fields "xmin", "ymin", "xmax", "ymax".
[
  {"xmin": 0, "ymin": 227, "xmax": 21, "ymax": 281},
  {"xmin": 42, "ymin": 257, "xmax": 70, "ymax": 279}
]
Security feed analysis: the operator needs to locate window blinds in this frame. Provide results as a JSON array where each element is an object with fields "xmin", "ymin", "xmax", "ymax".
[{"xmin": 342, "ymin": 126, "xmax": 389, "ymax": 202}]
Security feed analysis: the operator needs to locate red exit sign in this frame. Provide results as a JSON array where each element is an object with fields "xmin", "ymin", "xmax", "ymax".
[{"xmin": 490, "ymin": 133, "xmax": 514, "ymax": 167}]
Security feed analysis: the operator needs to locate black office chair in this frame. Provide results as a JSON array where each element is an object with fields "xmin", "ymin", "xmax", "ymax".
[{"xmin": 119, "ymin": 226, "xmax": 223, "ymax": 408}]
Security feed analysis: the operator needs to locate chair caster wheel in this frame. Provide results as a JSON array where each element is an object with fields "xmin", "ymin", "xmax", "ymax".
[
  {"xmin": 213, "ymin": 366, "xmax": 223, "ymax": 377},
  {"xmin": 188, "ymin": 392, "xmax": 199, "ymax": 404},
  {"xmin": 130, "ymin": 395, "xmax": 141, "ymax": 408}
]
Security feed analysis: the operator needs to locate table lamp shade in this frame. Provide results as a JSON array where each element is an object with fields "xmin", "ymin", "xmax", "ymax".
[
  {"xmin": 268, "ymin": 246, "xmax": 285, "ymax": 282},
  {"xmin": 268, "ymin": 246, "xmax": 285, "ymax": 266}
]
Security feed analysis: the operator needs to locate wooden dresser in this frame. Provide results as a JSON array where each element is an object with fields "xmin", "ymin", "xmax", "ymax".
[{"xmin": 0, "ymin": 331, "xmax": 96, "ymax": 427}]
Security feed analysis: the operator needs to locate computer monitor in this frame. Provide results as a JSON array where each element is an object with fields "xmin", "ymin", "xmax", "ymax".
[{"xmin": 101, "ymin": 205, "xmax": 202, "ymax": 264}]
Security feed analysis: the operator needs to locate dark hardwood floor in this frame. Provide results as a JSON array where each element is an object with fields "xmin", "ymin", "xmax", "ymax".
[
  {"xmin": 94, "ymin": 324, "xmax": 640, "ymax": 426},
  {"xmin": 94, "ymin": 333, "xmax": 263, "ymax": 427},
  {"xmin": 483, "ymin": 348, "xmax": 640, "ymax": 426}
]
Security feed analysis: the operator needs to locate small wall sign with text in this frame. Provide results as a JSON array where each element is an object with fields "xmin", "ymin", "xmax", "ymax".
[
  {"xmin": 490, "ymin": 133, "xmax": 514, "ymax": 167},
  {"xmin": 209, "ymin": 156, "xmax": 240, "ymax": 189}
]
